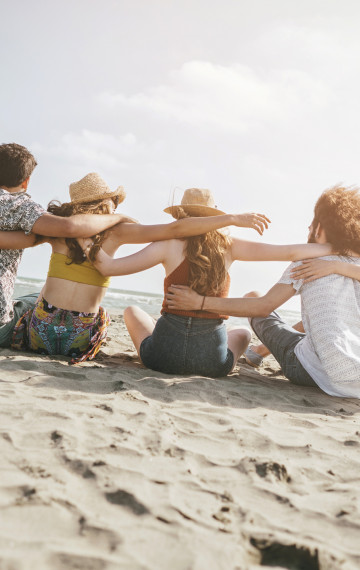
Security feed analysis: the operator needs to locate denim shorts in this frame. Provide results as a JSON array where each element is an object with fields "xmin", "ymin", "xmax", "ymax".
[{"xmin": 140, "ymin": 312, "xmax": 234, "ymax": 377}]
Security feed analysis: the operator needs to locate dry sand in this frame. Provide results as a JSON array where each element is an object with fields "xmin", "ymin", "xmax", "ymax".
[{"xmin": 0, "ymin": 314, "xmax": 360, "ymax": 570}]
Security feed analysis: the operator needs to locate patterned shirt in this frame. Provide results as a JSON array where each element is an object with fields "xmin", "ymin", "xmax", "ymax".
[
  {"xmin": 278, "ymin": 256, "xmax": 360, "ymax": 398},
  {"xmin": 0, "ymin": 189, "xmax": 45, "ymax": 325}
]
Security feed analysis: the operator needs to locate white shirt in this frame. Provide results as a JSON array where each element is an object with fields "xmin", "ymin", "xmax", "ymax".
[{"xmin": 278, "ymin": 256, "xmax": 360, "ymax": 398}]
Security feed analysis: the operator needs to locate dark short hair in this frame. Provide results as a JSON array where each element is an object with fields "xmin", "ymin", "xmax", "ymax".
[
  {"xmin": 313, "ymin": 185, "xmax": 360, "ymax": 255},
  {"xmin": 0, "ymin": 143, "xmax": 37, "ymax": 187}
]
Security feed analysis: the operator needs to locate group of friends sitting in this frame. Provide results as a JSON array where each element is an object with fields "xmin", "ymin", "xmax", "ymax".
[{"xmin": 1, "ymin": 143, "xmax": 359, "ymax": 399}]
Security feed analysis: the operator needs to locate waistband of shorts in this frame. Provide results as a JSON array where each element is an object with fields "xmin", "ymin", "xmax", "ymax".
[
  {"xmin": 162, "ymin": 312, "xmax": 224, "ymax": 327},
  {"xmin": 39, "ymin": 297, "xmax": 98, "ymax": 318}
]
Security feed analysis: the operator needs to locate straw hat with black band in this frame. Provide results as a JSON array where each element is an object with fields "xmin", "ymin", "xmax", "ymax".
[
  {"xmin": 164, "ymin": 188, "xmax": 225, "ymax": 218},
  {"xmin": 69, "ymin": 173, "xmax": 126, "ymax": 205}
]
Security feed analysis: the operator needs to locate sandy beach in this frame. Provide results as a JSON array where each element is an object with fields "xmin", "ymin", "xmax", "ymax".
[{"xmin": 1, "ymin": 314, "xmax": 360, "ymax": 570}]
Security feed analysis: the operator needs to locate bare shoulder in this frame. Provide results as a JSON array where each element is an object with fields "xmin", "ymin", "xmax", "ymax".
[
  {"xmin": 107, "ymin": 222, "xmax": 134, "ymax": 240},
  {"xmin": 229, "ymin": 235, "xmax": 244, "ymax": 247},
  {"xmin": 100, "ymin": 229, "xmax": 121, "ymax": 255},
  {"xmin": 165, "ymin": 238, "xmax": 186, "ymax": 254},
  {"xmin": 223, "ymin": 235, "xmax": 234, "ymax": 267},
  {"xmin": 228, "ymin": 235, "xmax": 242, "ymax": 254},
  {"xmin": 144, "ymin": 238, "xmax": 185, "ymax": 266},
  {"xmin": 229, "ymin": 235, "xmax": 253, "ymax": 254},
  {"xmin": 162, "ymin": 239, "xmax": 186, "ymax": 274},
  {"xmin": 101, "ymin": 222, "xmax": 139, "ymax": 252},
  {"xmin": 147, "ymin": 238, "xmax": 183, "ymax": 255}
]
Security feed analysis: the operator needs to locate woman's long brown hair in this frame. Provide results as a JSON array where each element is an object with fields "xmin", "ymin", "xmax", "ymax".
[
  {"xmin": 47, "ymin": 197, "xmax": 119, "ymax": 264},
  {"xmin": 175, "ymin": 209, "xmax": 231, "ymax": 296}
]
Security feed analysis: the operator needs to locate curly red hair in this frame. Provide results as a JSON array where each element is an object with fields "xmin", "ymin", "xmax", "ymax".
[{"xmin": 313, "ymin": 185, "xmax": 360, "ymax": 255}]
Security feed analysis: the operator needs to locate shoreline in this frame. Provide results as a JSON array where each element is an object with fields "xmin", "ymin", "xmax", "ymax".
[
  {"xmin": 13, "ymin": 276, "xmax": 303, "ymax": 324},
  {"xmin": 0, "ymin": 314, "xmax": 359, "ymax": 568}
]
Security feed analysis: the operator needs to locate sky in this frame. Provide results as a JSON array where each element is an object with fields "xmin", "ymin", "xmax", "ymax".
[{"xmin": 2, "ymin": 0, "xmax": 360, "ymax": 310}]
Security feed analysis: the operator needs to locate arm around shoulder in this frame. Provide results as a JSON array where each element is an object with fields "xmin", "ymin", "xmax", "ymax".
[
  {"xmin": 91, "ymin": 240, "xmax": 168, "ymax": 276},
  {"xmin": 108, "ymin": 212, "xmax": 270, "ymax": 246},
  {"xmin": 229, "ymin": 237, "xmax": 332, "ymax": 263},
  {"xmin": 32, "ymin": 214, "xmax": 73, "ymax": 237},
  {"xmin": 32, "ymin": 213, "xmax": 129, "ymax": 238},
  {"xmin": 290, "ymin": 258, "xmax": 360, "ymax": 283},
  {"xmin": 202, "ymin": 283, "xmax": 295, "ymax": 317},
  {"xmin": 166, "ymin": 283, "xmax": 295, "ymax": 318},
  {"xmin": 0, "ymin": 230, "xmax": 37, "ymax": 249}
]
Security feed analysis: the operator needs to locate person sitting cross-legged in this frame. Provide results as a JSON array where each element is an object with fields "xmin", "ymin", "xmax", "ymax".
[{"xmin": 166, "ymin": 186, "xmax": 360, "ymax": 398}]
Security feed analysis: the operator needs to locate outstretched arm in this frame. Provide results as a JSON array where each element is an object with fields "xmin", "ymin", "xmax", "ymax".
[
  {"xmin": 290, "ymin": 258, "xmax": 360, "ymax": 283},
  {"xmin": 229, "ymin": 237, "xmax": 332, "ymax": 262},
  {"xmin": 166, "ymin": 283, "xmax": 295, "ymax": 317},
  {"xmin": 0, "ymin": 231, "xmax": 38, "ymax": 249},
  {"xmin": 89, "ymin": 241, "xmax": 168, "ymax": 276},
  {"xmin": 32, "ymin": 212, "xmax": 137, "ymax": 238},
  {"xmin": 109, "ymin": 212, "xmax": 271, "ymax": 246}
]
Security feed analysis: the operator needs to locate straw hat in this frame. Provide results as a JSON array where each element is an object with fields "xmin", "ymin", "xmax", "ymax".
[
  {"xmin": 164, "ymin": 188, "xmax": 225, "ymax": 217},
  {"xmin": 69, "ymin": 173, "xmax": 126, "ymax": 204}
]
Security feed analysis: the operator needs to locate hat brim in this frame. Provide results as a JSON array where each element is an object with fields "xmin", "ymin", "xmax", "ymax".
[
  {"xmin": 70, "ymin": 187, "xmax": 126, "ymax": 205},
  {"xmin": 164, "ymin": 204, "xmax": 226, "ymax": 217}
]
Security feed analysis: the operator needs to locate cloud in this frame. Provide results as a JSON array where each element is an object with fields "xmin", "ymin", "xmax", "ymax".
[
  {"xmin": 98, "ymin": 60, "xmax": 329, "ymax": 133},
  {"xmin": 33, "ymin": 130, "xmax": 143, "ymax": 170}
]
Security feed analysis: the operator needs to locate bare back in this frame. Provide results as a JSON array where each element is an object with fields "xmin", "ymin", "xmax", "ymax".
[
  {"xmin": 161, "ymin": 237, "xmax": 233, "ymax": 276},
  {"xmin": 42, "ymin": 232, "xmax": 121, "ymax": 313},
  {"xmin": 41, "ymin": 232, "xmax": 234, "ymax": 312}
]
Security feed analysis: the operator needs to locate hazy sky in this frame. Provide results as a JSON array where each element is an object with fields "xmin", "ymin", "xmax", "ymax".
[{"xmin": 2, "ymin": 0, "xmax": 360, "ymax": 308}]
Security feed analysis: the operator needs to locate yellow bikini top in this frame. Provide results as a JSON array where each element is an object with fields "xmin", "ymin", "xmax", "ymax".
[{"xmin": 47, "ymin": 252, "xmax": 111, "ymax": 288}]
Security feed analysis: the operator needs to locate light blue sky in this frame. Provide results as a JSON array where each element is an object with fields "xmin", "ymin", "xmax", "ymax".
[{"xmin": 2, "ymin": 0, "xmax": 360, "ymax": 308}]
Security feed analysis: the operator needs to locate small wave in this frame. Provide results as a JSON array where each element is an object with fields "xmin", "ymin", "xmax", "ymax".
[
  {"xmin": 105, "ymin": 291, "xmax": 162, "ymax": 304},
  {"xmin": 16, "ymin": 277, "xmax": 45, "ymax": 287}
]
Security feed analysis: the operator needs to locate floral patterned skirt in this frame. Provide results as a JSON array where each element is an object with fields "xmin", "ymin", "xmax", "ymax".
[{"xmin": 11, "ymin": 297, "xmax": 110, "ymax": 364}]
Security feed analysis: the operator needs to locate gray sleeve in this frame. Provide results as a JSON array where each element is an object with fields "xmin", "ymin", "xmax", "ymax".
[{"xmin": 277, "ymin": 261, "xmax": 304, "ymax": 293}]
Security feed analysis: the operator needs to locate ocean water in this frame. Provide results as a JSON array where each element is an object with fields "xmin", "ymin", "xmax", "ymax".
[{"xmin": 14, "ymin": 276, "xmax": 301, "ymax": 327}]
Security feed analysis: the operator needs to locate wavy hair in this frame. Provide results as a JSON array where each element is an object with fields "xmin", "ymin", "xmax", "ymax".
[
  {"xmin": 47, "ymin": 197, "xmax": 119, "ymax": 264},
  {"xmin": 313, "ymin": 185, "xmax": 360, "ymax": 255},
  {"xmin": 174, "ymin": 209, "xmax": 231, "ymax": 296}
]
